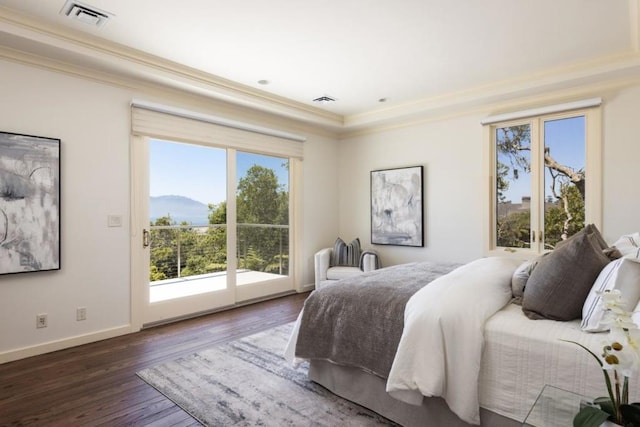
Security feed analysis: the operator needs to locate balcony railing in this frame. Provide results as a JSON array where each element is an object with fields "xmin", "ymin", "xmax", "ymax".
[{"xmin": 149, "ymin": 223, "xmax": 289, "ymax": 282}]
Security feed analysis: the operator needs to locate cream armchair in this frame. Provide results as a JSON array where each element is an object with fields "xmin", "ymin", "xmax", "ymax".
[{"xmin": 314, "ymin": 240, "xmax": 380, "ymax": 289}]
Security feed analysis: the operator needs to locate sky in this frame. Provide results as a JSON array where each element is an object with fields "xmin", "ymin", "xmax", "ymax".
[
  {"xmin": 149, "ymin": 139, "xmax": 289, "ymax": 205},
  {"xmin": 498, "ymin": 115, "xmax": 585, "ymax": 203}
]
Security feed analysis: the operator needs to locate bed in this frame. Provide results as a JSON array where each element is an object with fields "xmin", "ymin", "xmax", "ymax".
[{"xmin": 284, "ymin": 232, "xmax": 640, "ymax": 426}]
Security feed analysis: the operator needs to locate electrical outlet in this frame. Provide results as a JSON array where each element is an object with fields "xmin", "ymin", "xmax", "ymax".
[
  {"xmin": 36, "ymin": 313, "xmax": 47, "ymax": 328},
  {"xmin": 76, "ymin": 307, "xmax": 87, "ymax": 321}
]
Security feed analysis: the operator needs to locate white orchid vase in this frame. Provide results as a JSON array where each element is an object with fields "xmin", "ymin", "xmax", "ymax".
[{"xmin": 568, "ymin": 290, "xmax": 640, "ymax": 427}]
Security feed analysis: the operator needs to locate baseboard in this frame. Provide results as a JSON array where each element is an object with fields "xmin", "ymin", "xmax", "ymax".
[
  {"xmin": 0, "ymin": 325, "xmax": 133, "ymax": 364},
  {"xmin": 300, "ymin": 283, "xmax": 315, "ymax": 292}
]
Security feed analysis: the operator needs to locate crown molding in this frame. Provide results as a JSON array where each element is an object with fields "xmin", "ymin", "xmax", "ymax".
[
  {"xmin": 1, "ymin": 5, "xmax": 640, "ymax": 136},
  {"xmin": 0, "ymin": 7, "xmax": 344, "ymax": 131},
  {"xmin": 341, "ymin": 51, "xmax": 640, "ymax": 133},
  {"xmin": 339, "ymin": 72, "xmax": 640, "ymax": 140}
]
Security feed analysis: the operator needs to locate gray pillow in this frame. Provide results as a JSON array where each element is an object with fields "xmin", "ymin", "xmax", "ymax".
[
  {"xmin": 331, "ymin": 237, "xmax": 361, "ymax": 267},
  {"xmin": 511, "ymin": 256, "xmax": 545, "ymax": 304},
  {"xmin": 522, "ymin": 229, "xmax": 610, "ymax": 321}
]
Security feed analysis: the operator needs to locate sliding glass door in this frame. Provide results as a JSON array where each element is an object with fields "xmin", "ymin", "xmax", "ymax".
[
  {"xmin": 136, "ymin": 138, "xmax": 293, "ymax": 325},
  {"xmin": 235, "ymin": 151, "xmax": 292, "ymax": 301},
  {"xmin": 148, "ymin": 139, "xmax": 228, "ymax": 304}
]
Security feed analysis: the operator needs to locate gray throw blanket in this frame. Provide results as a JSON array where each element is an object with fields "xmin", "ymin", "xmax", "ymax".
[{"xmin": 295, "ymin": 261, "xmax": 459, "ymax": 378}]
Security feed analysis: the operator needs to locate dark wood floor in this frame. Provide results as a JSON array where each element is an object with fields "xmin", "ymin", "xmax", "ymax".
[{"xmin": 0, "ymin": 292, "xmax": 308, "ymax": 426}]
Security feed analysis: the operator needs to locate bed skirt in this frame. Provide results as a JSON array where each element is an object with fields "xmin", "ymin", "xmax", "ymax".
[{"xmin": 308, "ymin": 360, "xmax": 519, "ymax": 427}]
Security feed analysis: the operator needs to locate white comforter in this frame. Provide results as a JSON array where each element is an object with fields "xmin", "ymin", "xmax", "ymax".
[{"xmin": 385, "ymin": 257, "xmax": 521, "ymax": 425}]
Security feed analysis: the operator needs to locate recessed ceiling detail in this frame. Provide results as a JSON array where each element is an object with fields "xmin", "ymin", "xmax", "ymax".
[{"xmin": 60, "ymin": 0, "xmax": 113, "ymax": 27}]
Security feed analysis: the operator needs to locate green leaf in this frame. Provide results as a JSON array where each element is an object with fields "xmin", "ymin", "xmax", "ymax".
[
  {"xmin": 573, "ymin": 406, "xmax": 611, "ymax": 427},
  {"xmin": 620, "ymin": 403, "xmax": 640, "ymax": 425},
  {"xmin": 594, "ymin": 397, "xmax": 615, "ymax": 416}
]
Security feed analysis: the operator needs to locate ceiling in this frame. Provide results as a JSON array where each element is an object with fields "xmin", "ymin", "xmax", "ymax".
[{"xmin": 0, "ymin": 0, "xmax": 638, "ymax": 130}]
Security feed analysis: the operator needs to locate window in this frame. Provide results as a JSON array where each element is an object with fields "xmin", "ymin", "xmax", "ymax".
[{"xmin": 484, "ymin": 105, "xmax": 602, "ymax": 256}]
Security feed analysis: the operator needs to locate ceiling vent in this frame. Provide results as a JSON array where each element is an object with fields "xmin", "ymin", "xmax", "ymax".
[
  {"xmin": 60, "ymin": 1, "xmax": 113, "ymax": 28},
  {"xmin": 313, "ymin": 96, "xmax": 336, "ymax": 104}
]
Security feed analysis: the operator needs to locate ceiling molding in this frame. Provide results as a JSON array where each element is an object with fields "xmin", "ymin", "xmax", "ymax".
[
  {"xmin": 1, "ymin": 5, "xmax": 640, "ymax": 136},
  {"xmin": 0, "ymin": 44, "xmax": 343, "ymax": 141},
  {"xmin": 339, "ymin": 73, "xmax": 640, "ymax": 140},
  {"xmin": 0, "ymin": 6, "xmax": 344, "ymax": 130},
  {"xmin": 342, "ymin": 51, "xmax": 640, "ymax": 132}
]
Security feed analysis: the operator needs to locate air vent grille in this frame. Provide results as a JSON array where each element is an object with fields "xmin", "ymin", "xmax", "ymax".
[
  {"xmin": 60, "ymin": 0, "xmax": 113, "ymax": 27},
  {"xmin": 313, "ymin": 96, "xmax": 336, "ymax": 103}
]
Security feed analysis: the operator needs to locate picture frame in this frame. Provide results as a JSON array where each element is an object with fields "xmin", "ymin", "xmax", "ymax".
[
  {"xmin": 0, "ymin": 131, "xmax": 61, "ymax": 275},
  {"xmin": 371, "ymin": 165, "xmax": 423, "ymax": 247}
]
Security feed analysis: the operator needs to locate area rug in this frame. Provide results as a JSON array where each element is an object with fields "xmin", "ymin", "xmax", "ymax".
[{"xmin": 137, "ymin": 323, "xmax": 396, "ymax": 426}]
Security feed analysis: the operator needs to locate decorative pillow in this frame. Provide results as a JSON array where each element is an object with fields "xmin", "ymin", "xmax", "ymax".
[
  {"xmin": 587, "ymin": 223, "xmax": 609, "ymax": 250},
  {"xmin": 511, "ymin": 258, "xmax": 541, "ymax": 304},
  {"xmin": 522, "ymin": 227, "xmax": 610, "ymax": 321},
  {"xmin": 581, "ymin": 255, "xmax": 640, "ymax": 332},
  {"xmin": 603, "ymin": 246, "xmax": 623, "ymax": 261},
  {"xmin": 331, "ymin": 237, "xmax": 361, "ymax": 267},
  {"xmin": 555, "ymin": 224, "xmax": 620, "ymax": 261},
  {"xmin": 612, "ymin": 232, "xmax": 640, "ymax": 257}
]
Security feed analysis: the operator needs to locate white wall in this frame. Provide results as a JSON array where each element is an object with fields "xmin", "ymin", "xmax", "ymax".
[
  {"xmin": 339, "ymin": 115, "xmax": 486, "ymax": 266},
  {"xmin": 0, "ymin": 60, "xmax": 132, "ymax": 356},
  {"xmin": 0, "ymin": 59, "xmax": 339, "ymax": 360},
  {"xmin": 601, "ymin": 86, "xmax": 640, "ymax": 240},
  {"xmin": 301, "ymin": 133, "xmax": 340, "ymax": 278},
  {"xmin": 338, "ymin": 86, "xmax": 640, "ymax": 266},
  {"xmin": 3, "ymin": 55, "xmax": 640, "ymax": 361}
]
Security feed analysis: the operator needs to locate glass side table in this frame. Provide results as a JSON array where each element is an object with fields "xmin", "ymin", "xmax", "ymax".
[{"xmin": 523, "ymin": 384, "xmax": 593, "ymax": 427}]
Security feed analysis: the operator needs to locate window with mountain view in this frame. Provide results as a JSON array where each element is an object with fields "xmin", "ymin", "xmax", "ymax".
[
  {"xmin": 149, "ymin": 140, "xmax": 227, "ymax": 285},
  {"xmin": 147, "ymin": 139, "xmax": 290, "ymax": 301}
]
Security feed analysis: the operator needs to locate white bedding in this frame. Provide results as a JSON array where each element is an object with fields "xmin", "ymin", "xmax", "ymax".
[
  {"xmin": 385, "ymin": 257, "xmax": 521, "ymax": 425},
  {"xmin": 480, "ymin": 303, "xmax": 640, "ymax": 422},
  {"xmin": 285, "ymin": 257, "xmax": 640, "ymax": 426}
]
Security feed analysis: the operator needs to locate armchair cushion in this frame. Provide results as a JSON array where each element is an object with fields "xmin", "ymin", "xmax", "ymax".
[
  {"xmin": 315, "ymin": 239, "xmax": 382, "ymax": 288},
  {"xmin": 326, "ymin": 266, "xmax": 363, "ymax": 281}
]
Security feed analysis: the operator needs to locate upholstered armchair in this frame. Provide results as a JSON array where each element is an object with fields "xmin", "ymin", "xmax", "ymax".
[{"xmin": 314, "ymin": 237, "xmax": 381, "ymax": 289}]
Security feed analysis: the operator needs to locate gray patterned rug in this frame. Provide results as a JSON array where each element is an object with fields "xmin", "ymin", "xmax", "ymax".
[{"xmin": 137, "ymin": 323, "xmax": 396, "ymax": 426}]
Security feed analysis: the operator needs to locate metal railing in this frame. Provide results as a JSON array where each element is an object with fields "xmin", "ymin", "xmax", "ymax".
[{"xmin": 149, "ymin": 223, "xmax": 289, "ymax": 282}]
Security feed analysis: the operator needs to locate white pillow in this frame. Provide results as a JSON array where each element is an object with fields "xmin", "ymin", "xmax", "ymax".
[
  {"xmin": 612, "ymin": 232, "xmax": 640, "ymax": 256},
  {"xmin": 581, "ymin": 255, "xmax": 640, "ymax": 332}
]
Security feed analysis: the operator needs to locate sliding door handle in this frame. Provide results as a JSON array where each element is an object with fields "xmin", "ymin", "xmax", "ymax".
[{"xmin": 142, "ymin": 229, "xmax": 150, "ymax": 248}]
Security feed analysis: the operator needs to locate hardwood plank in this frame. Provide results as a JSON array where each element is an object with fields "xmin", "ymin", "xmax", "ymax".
[{"xmin": 0, "ymin": 292, "xmax": 308, "ymax": 426}]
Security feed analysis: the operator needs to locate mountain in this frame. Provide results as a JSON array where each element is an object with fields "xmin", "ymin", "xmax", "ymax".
[{"xmin": 150, "ymin": 195, "xmax": 210, "ymax": 225}]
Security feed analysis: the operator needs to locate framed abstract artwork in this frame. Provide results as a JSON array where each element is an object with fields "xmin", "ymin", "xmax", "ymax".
[
  {"xmin": 371, "ymin": 165, "xmax": 423, "ymax": 247},
  {"xmin": 0, "ymin": 131, "xmax": 61, "ymax": 274}
]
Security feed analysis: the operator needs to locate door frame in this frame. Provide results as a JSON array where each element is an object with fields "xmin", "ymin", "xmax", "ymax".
[{"xmin": 129, "ymin": 136, "xmax": 299, "ymax": 330}]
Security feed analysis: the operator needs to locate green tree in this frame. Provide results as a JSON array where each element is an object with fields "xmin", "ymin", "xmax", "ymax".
[
  {"xmin": 496, "ymin": 123, "xmax": 585, "ymax": 248},
  {"xmin": 237, "ymin": 165, "xmax": 281, "ymax": 224},
  {"xmin": 496, "ymin": 162, "xmax": 510, "ymax": 203},
  {"xmin": 150, "ymin": 215, "xmax": 178, "ymax": 279},
  {"xmin": 236, "ymin": 165, "xmax": 288, "ymax": 273},
  {"xmin": 497, "ymin": 210, "xmax": 531, "ymax": 248},
  {"xmin": 544, "ymin": 184, "xmax": 585, "ymax": 248},
  {"xmin": 149, "ymin": 163, "xmax": 289, "ymax": 281},
  {"xmin": 208, "ymin": 201, "xmax": 226, "ymax": 224}
]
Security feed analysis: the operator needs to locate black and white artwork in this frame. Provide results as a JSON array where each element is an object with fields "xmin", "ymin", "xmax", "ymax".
[
  {"xmin": 371, "ymin": 166, "xmax": 423, "ymax": 247},
  {"xmin": 0, "ymin": 132, "xmax": 60, "ymax": 274}
]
